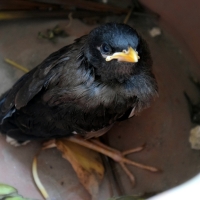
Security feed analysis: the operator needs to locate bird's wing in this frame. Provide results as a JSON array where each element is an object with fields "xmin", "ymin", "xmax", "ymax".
[
  {"xmin": 0, "ymin": 37, "xmax": 86, "ymax": 124},
  {"xmin": 2, "ymin": 47, "xmax": 67, "ymax": 110}
]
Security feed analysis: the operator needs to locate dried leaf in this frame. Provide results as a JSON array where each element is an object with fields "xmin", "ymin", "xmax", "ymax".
[
  {"xmin": 55, "ymin": 138, "xmax": 104, "ymax": 199},
  {"xmin": 38, "ymin": 25, "xmax": 68, "ymax": 43}
]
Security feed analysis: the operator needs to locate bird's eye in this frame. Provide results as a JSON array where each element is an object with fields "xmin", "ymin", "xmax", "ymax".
[{"xmin": 101, "ymin": 43, "xmax": 112, "ymax": 54}]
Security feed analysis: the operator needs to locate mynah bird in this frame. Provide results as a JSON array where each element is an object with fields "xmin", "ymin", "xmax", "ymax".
[{"xmin": 0, "ymin": 23, "xmax": 158, "ymax": 182}]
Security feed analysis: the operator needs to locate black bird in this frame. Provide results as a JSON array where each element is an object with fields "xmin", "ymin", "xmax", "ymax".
[{"xmin": 0, "ymin": 23, "xmax": 158, "ymax": 181}]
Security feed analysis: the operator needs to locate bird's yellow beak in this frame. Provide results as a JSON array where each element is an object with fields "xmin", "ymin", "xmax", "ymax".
[{"xmin": 106, "ymin": 47, "xmax": 140, "ymax": 63}]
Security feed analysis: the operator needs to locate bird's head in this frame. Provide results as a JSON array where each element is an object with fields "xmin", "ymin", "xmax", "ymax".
[{"xmin": 84, "ymin": 23, "xmax": 152, "ymax": 82}]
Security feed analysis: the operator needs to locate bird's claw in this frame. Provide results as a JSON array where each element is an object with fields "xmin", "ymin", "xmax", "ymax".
[{"xmin": 90, "ymin": 139, "xmax": 158, "ymax": 184}]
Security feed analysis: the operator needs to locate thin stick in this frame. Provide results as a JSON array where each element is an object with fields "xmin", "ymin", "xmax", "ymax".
[
  {"xmin": 4, "ymin": 58, "xmax": 29, "ymax": 73},
  {"xmin": 123, "ymin": 7, "xmax": 133, "ymax": 24},
  {"xmin": 32, "ymin": 156, "xmax": 50, "ymax": 200},
  {"xmin": 66, "ymin": 12, "xmax": 73, "ymax": 28}
]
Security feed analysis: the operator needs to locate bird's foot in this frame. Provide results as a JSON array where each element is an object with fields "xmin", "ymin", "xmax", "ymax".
[
  {"xmin": 67, "ymin": 136, "xmax": 159, "ymax": 185},
  {"xmin": 6, "ymin": 136, "xmax": 30, "ymax": 147}
]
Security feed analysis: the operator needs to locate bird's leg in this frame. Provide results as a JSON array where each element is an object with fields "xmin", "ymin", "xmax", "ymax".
[{"xmin": 67, "ymin": 136, "xmax": 158, "ymax": 185}]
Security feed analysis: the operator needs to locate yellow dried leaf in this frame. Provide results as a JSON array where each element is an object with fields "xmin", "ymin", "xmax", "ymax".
[{"xmin": 55, "ymin": 138, "xmax": 104, "ymax": 199}]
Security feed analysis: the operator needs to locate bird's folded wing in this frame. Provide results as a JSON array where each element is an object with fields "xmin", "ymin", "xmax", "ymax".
[{"xmin": 0, "ymin": 45, "xmax": 73, "ymax": 120}]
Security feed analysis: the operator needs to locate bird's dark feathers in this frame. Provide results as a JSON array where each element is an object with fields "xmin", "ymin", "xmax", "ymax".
[{"xmin": 0, "ymin": 23, "xmax": 158, "ymax": 143}]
